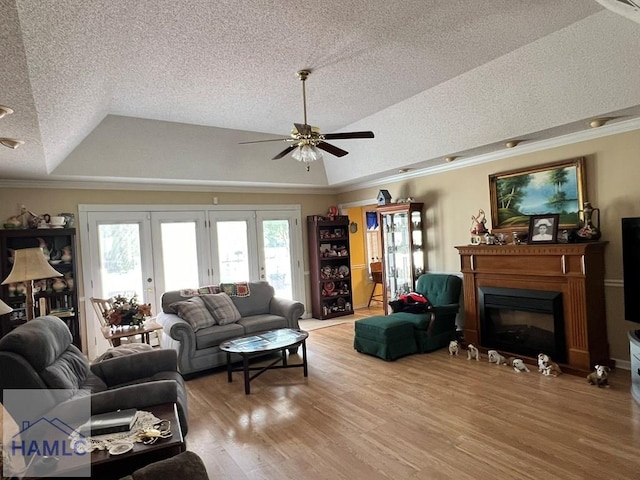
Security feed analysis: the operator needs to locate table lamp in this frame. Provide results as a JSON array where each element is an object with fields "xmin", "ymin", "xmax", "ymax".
[
  {"xmin": 0, "ymin": 298, "xmax": 13, "ymax": 315},
  {"xmin": 1, "ymin": 247, "xmax": 62, "ymax": 320}
]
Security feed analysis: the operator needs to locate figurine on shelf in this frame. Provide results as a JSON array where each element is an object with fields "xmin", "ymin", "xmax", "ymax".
[
  {"xmin": 470, "ymin": 209, "xmax": 489, "ymax": 235},
  {"xmin": 52, "ymin": 278, "xmax": 66, "ymax": 292},
  {"xmin": 61, "ymin": 246, "xmax": 72, "ymax": 263},
  {"xmin": 64, "ymin": 272, "xmax": 74, "ymax": 291}
]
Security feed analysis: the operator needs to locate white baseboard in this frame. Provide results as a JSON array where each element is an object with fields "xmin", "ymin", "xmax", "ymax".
[{"xmin": 613, "ymin": 358, "xmax": 630, "ymax": 370}]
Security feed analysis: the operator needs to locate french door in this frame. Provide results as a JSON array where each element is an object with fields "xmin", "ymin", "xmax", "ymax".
[{"xmin": 80, "ymin": 204, "xmax": 303, "ymax": 359}]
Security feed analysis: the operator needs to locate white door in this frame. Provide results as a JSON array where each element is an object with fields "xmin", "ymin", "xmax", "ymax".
[
  {"xmin": 256, "ymin": 211, "xmax": 303, "ymax": 301},
  {"xmin": 85, "ymin": 212, "xmax": 154, "ymax": 358}
]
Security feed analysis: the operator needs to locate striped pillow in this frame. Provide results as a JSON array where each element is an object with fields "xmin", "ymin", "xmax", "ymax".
[{"xmin": 201, "ymin": 293, "xmax": 241, "ymax": 325}]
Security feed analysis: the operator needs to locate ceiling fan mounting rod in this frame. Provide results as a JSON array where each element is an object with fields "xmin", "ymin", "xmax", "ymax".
[{"xmin": 297, "ymin": 70, "xmax": 311, "ymax": 126}]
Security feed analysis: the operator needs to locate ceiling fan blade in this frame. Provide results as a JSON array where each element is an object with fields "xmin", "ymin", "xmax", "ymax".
[
  {"xmin": 323, "ymin": 131, "xmax": 375, "ymax": 140},
  {"xmin": 239, "ymin": 138, "xmax": 291, "ymax": 144},
  {"xmin": 272, "ymin": 145, "xmax": 297, "ymax": 160},
  {"xmin": 317, "ymin": 141, "xmax": 348, "ymax": 157},
  {"xmin": 294, "ymin": 123, "xmax": 311, "ymax": 136}
]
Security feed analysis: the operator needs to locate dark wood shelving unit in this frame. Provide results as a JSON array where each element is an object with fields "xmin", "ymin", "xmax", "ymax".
[
  {"xmin": 0, "ymin": 228, "xmax": 80, "ymax": 348},
  {"xmin": 307, "ymin": 216, "xmax": 353, "ymax": 319}
]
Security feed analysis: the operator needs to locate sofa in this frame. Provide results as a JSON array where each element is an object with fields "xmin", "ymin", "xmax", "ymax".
[
  {"xmin": 0, "ymin": 315, "xmax": 189, "ymax": 436},
  {"xmin": 157, "ymin": 282, "xmax": 305, "ymax": 375}
]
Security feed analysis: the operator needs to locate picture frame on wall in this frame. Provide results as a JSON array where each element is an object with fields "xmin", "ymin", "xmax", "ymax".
[
  {"xmin": 489, "ymin": 157, "xmax": 586, "ymax": 232},
  {"xmin": 528, "ymin": 214, "xmax": 560, "ymax": 244}
]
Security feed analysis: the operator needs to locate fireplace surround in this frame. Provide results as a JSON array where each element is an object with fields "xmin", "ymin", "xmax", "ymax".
[{"xmin": 456, "ymin": 242, "xmax": 609, "ymax": 374}]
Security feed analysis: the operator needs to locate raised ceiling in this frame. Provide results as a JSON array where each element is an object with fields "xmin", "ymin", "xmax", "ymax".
[{"xmin": 1, "ymin": 1, "xmax": 640, "ymax": 191}]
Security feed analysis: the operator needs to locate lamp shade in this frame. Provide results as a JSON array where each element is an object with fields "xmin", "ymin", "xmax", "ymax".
[
  {"xmin": 1, "ymin": 247, "xmax": 63, "ymax": 284},
  {"xmin": 0, "ymin": 299, "xmax": 12, "ymax": 315}
]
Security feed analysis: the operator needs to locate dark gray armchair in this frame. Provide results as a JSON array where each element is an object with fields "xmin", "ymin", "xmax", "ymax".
[
  {"xmin": 119, "ymin": 451, "xmax": 209, "ymax": 480},
  {"xmin": 0, "ymin": 315, "xmax": 189, "ymax": 436}
]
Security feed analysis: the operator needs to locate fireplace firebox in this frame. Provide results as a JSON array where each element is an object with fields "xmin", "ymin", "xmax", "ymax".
[{"xmin": 479, "ymin": 287, "xmax": 566, "ymax": 363}]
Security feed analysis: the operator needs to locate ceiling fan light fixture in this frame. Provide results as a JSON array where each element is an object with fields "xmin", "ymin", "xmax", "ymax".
[
  {"xmin": 292, "ymin": 144, "xmax": 323, "ymax": 170},
  {"xmin": 0, "ymin": 106, "xmax": 14, "ymax": 120},
  {"xmin": 0, "ymin": 138, "xmax": 24, "ymax": 149}
]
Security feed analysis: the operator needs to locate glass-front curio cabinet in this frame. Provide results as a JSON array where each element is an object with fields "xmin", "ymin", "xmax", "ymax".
[{"xmin": 377, "ymin": 202, "xmax": 425, "ymax": 314}]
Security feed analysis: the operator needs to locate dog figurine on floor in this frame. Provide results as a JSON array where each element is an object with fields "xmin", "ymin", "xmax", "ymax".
[
  {"xmin": 510, "ymin": 358, "xmax": 530, "ymax": 373},
  {"xmin": 587, "ymin": 365, "xmax": 611, "ymax": 387},
  {"xmin": 467, "ymin": 344, "xmax": 481, "ymax": 361},
  {"xmin": 538, "ymin": 353, "xmax": 562, "ymax": 376},
  {"xmin": 537, "ymin": 353, "xmax": 549, "ymax": 373},
  {"xmin": 449, "ymin": 340, "xmax": 459, "ymax": 356},
  {"xmin": 488, "ymin": 350, "xmax": 506, "ymax": 365}
]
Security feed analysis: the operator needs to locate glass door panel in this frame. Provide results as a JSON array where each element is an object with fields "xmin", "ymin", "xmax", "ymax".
[
  {"xmin": 150, "ymin": 211, "xmax": 208, "ymax": 296},
  {"xmin": 258, "ymin": 218, "xmax": 292, "ymax": 299},
  {"xmin": 98, "ymin": 223, "xmax": 144, "ymax": 299},
  {"xmin": 217, "ymin": 221, "xmax": 250, "ymax": 282},
  {"xmin": 256, "ymin": 210, "xmax": 304, "ymax": 302},
  {"xmin": 209, "ymin": 211, "xmax": 258, "ymax": 284}
]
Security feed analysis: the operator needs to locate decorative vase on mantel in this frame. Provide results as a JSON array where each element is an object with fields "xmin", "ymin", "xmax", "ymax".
[{"xmin": 576, "ymin": 201, "xmax": 601, "ymax": 242}]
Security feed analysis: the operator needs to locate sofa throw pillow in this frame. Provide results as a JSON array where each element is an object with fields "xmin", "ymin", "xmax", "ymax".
[
  {"xmin": 201, "ymin": 293, "xmax": 242, "ymax": 325},
  {"xmin": 169, "ymin": 296, "xmax": 217, "ymax": 331}
]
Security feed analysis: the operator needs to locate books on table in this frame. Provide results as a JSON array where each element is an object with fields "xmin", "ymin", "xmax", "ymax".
[{"xmin": 78, "ymin": 408, "xmax": 138, "ymax": 436}]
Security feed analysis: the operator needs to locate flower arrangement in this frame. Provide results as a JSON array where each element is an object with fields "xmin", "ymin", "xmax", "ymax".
[{"xmin": 105, "ymin": 294, "xmax": 152, "ymax": 327}]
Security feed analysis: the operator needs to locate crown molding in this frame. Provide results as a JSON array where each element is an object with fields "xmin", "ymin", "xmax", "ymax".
[
  {"xmin": 0, "ymin": 178, "xmax": 336, "ymax": 195},
  {"xmin": 335, "ymin": 117, "xmax": 640, "ymax": 193}
]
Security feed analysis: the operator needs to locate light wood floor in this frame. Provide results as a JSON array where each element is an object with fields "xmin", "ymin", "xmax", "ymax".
[{"xmin": 184, "ymin": 314, "xmax": 640, "ymax": 480}]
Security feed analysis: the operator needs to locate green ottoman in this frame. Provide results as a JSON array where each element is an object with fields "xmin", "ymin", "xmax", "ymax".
[{"xmin": 354, "ymin": 316, "xmax": 417, "ymax": 361}]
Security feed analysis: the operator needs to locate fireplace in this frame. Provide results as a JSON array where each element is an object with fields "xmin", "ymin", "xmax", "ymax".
[
  {"xmin": 479, "ymin": 287, "xmax": 566, "ymax": 363},
  {"xmin": 456, "ymin": 242, "xmax": 610, "ymax": 374}
]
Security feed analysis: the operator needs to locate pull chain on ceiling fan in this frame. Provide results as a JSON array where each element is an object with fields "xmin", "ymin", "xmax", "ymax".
[{"xmin": 239, "ymin": 70, "xmax": 374, "ymax": 171}]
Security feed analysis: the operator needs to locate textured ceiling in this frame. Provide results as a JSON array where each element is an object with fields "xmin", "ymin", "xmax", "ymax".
[{"xmin": 1, "ymin": 0, "xmax": 640, "ymax": 190}]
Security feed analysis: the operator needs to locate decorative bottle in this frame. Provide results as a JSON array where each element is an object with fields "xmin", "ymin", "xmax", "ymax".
[{"xmin": 577, "ymin": 202, "xmax": 601, "ymax": 241}]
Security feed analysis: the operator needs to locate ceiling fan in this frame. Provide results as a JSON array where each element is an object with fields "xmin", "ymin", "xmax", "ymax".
[{"xmin": 239, "ymin": 70, "xmax": 374, "ymax": 171}]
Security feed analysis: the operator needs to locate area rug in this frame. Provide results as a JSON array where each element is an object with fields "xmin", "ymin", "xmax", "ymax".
[{"xmin": 298, "ymin": 317, "xmax": 356, "ymax": 332}]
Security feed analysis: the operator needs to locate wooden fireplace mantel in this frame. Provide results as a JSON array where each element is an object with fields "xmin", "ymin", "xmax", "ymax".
[{"xmin": 455, "ymin": 242, "xmax": 610, "ymax": 374}]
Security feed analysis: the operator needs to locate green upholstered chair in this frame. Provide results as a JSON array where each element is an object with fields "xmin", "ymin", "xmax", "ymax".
[{"xmin": 389, "ymin": 273, "xmax": 462, "ymax": 352}]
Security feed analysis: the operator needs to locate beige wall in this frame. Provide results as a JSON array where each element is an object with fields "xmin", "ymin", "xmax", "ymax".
[
  {"xmin": 337, "ymin": 129, "xmax": 640, "ymax": 364},
  {"xmin": 2, "ymin": 128, "xmax": 639, "ymax": 363}
]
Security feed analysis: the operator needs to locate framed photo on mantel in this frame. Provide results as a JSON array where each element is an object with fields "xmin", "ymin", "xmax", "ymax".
[
  {"xmin": 489, "ymin": 157, "xmax": 586, "ymax": 232},
  {"xmin": 528, "ymin": 214, "xmax": 559, "ymax": 244}
]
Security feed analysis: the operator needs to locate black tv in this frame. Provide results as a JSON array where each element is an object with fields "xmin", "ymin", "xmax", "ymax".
[{"xmin": 622, "ymin": 217, "xmax": 640, "ymax": 323}]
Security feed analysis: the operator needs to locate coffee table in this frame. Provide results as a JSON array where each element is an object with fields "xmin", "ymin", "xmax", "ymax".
[{"xmin": 220, "ymin": 328, "xmax": 309, "ymax": 394}]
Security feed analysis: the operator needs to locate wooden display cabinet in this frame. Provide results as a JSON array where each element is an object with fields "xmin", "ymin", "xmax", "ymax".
[
  {"xmin": 0, "ymin": 228, "xmax": 80, "ymax": 348},
  {"xmin": 377, "ymin": 202, "xmax": 425, "ymax": 314},
  {"xmin": 307, "ymin": 216, "xmax": 353, "ymax": 319}
]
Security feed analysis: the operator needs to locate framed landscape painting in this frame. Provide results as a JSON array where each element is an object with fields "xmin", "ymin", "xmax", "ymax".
[{"xmin": 489, "ymin": 157, "xmax": 586, "ymax": 231}]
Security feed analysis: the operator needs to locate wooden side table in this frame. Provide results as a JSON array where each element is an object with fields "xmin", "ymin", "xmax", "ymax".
[
  {"xmin": 23, "ymin": 403, "xmax": 184, "ymax": 479},
  {"xmin": 101, "ymin": 319, "xmax": 163, "ymax": 347}
]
